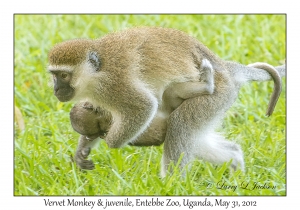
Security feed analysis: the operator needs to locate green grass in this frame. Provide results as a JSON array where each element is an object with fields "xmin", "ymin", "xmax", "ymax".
[{"xmin": 14, "ymin": 14, "xmax": 286, "ymax": 196}]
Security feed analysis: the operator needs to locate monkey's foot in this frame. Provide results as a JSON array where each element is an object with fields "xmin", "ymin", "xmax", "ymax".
[
  {"xmin": 74, "ymin": 147, "xmax": 95, "ymax": 170},
  {"xmin": 200, "ymin": 59, "xmax": 214, "ymax": 82}
]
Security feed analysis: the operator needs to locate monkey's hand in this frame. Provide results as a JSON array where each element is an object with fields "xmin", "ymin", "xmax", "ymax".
[
  {"xmin": 82, "ymin": 101, "xmax": 103, "ymax": 113},
  {"xmin": 74, "ymin": 135, "xmax": 95, "ymax": 170},
  {"xmin": 75, "ymin": 146, "xmax": 95, "ymax": 170}
]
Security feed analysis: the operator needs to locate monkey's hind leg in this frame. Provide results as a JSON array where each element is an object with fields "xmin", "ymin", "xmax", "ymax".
[
  {"xmin": 162, "ymin": 125, "xmax": 244, "ymax": 177},
  {"xmin": 162, "ymin": 96, "xmax": 244, "ymax": 177},
  {"xmin": 74, "ymin": 135, "xmax": 101, "ymax": 170},
  {"xmin": 194, "ymin": 131, "xmax": 245, "ymax": 171},
  {"xmin": 169, "ymin": 59, "xmax": 215, "ymax": 100},
  {"xmin": 161, "ymin": 109, "xmax": 199, "ymax": 177}
]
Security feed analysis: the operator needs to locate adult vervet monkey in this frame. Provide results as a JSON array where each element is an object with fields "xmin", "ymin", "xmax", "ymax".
[
  {"xmin": 70, "ymin": 58, "xmax": 215, "ymax": 169},
  {"xmin": 70, "ymin": 63, "xmax": 284, "ymax": 171},
  {"xmin": 48, "ymin": 27, "xmax": 285, "ymax": 175}
]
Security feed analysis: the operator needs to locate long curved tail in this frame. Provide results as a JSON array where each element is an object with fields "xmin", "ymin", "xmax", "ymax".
[
  {"xmin": 226, "ymin": 61, "xmax": 285, "ymax": 116},
  {"xmin": 247, "ymin": 62, "xmax": 283, "ymax": 116},
  {"xmin": 227, "ymin": 61, "xmax": 285, "ymax": 83}
]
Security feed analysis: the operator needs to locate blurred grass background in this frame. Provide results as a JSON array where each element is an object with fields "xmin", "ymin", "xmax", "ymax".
[{"xmin": 14, "ymin": 14, "xmax": 286, "ymax": 195}]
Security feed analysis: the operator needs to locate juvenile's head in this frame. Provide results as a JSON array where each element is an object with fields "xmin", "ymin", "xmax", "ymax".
[{"xmin": 70, "ymin": 102, "xmax": 112, "ymax": 140}]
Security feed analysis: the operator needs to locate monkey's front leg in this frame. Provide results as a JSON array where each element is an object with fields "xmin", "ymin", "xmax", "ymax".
[
  {"xmin": 74, "ymin": 135, "xmax": 100, "ymax": 170},
  {"xmin": 104, "ymin": 85, "xmax": 158, "ymax": 148}
]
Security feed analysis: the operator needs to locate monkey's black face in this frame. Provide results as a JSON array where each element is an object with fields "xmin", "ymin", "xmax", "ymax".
[{"xmin": 51, "ymin": 70, "xmax": 75, "ymax": 102}]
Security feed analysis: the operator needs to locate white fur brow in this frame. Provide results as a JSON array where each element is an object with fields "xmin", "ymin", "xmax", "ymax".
[{"xmin": 48, "ymin": 65, "xmax": 73, "ymax": 73}]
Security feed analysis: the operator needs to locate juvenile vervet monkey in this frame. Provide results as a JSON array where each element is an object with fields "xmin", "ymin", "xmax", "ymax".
[{"xmin": 48, "ymin": 27, "xmax": 285, "ymax": 175}]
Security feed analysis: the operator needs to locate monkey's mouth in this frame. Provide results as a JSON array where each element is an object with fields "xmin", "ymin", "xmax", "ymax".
[
  {"xmin": 96, "ymin": 131, "xmax": 107, "ymax": 140},
  {"xmin": 54, "ymin": 88, "xmax": 75, "ymax": 102},
  {"xmin": 85, "ymin": 132, "xmax": 107, "ymax": 140},
  {"xmin": 99, "ymin": 133, "xmax": 107, "ymax": 139}
]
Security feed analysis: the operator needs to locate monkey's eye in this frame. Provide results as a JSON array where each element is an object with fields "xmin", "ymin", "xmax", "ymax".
[{"xmin": 61, "ymin": 72, "xmax": 68, "ymax": 79}]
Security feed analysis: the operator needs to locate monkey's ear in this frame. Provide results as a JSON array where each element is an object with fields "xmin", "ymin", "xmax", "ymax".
[{"xmin": 88, "ymin": 51, "xmax": 101, "ymax": 71}]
